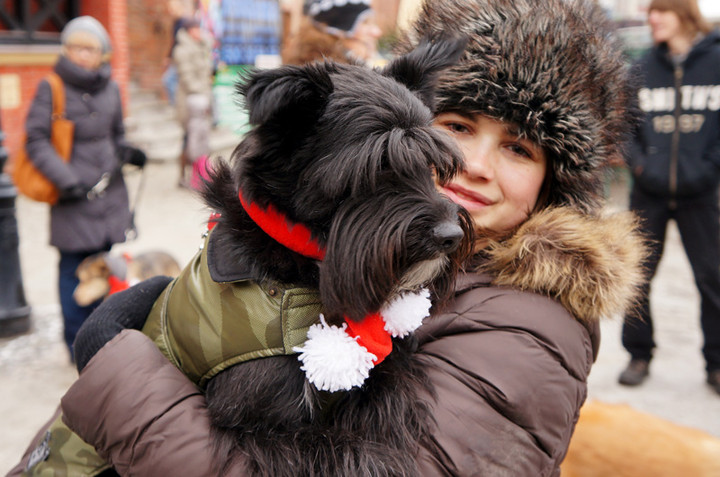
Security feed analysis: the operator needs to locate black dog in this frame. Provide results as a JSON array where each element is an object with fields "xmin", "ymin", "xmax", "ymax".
[
  {"xmin": 62, "ymin": 38, "xmax": 470, "ymax": 477},
  {"xmin": 190, "ymin": 39, "xmax": 474, "ymax": 476}
]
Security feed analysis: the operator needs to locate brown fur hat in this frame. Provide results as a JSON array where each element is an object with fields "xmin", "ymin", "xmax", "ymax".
[{"xmin": 398, "ymin": 0, "xmax": 638, "ymax": 212}]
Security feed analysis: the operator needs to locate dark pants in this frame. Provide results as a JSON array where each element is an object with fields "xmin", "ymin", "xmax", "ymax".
[
  {"xmin": 58, "ymin": 246, "xmax": 111, "ymax": 361},
  {"xmin": 623, "ymin": 186, "xmax": 720, "ymax": 372}
]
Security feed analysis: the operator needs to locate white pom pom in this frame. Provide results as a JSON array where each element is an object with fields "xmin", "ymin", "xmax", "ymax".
[
  {"xmin": 381, "ymin": 288, "xmax": 432, "ymax": 337},
  {"xmin": 294, "ymin": 315, "xmax": 376, "ymax": 392}
]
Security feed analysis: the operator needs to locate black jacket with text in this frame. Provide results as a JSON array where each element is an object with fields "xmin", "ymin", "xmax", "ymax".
[{"xmin": 627, "ymin": 29, "xmax": 720, "ymax": 197}]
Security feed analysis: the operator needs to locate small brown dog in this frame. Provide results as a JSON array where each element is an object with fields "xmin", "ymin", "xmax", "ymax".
[
  {"xmin": 562, "ymin": 400, "xmax": 720, "ymax": 477},
  {"xmin": 73, "ymin": 251, "xmax": 182, "ymax": 306}
]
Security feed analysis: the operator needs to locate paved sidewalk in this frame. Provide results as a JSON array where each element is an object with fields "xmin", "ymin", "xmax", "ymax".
[{"xmin": 1, "ymin": 165, "xmax": 719, "ymax": 474}]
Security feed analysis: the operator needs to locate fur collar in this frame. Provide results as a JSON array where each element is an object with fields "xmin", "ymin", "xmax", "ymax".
[{"xmin": 479, "ymin": 207, "xmax": 646, "ymax": 323}]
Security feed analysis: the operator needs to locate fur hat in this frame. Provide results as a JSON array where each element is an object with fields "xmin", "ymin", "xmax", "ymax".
[
  {"xmin": 61, "ymin": 16, "xmax": 112, "ymax": 55},
  {"xmin": 306, "ymin": 0, "xmax": 373, "ymax": 37},
  {"xmin": 399, "ymin": 0, "xmax": 638, "ymax": 212}
]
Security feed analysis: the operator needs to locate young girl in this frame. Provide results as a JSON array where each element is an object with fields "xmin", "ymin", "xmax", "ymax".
[{"xmin": 12, "ymin": 0, "xmax": 645, "ymax": 475}]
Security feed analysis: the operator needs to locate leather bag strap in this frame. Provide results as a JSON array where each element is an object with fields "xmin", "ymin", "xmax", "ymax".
[{"xmin": 45, "ymin": 72, "xmax": 66, "ymax": 120}]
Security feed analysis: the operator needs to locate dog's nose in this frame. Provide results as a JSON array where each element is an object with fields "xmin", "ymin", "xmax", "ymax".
[{"xmin": 432, "ymin": 222, "xmax": 464, "ymax": 253}]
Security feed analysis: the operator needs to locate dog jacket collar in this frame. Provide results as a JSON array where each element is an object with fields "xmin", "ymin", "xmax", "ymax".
[{"xmin": 238, "ymin": 190, "xmax": 431, "ymax": 392}]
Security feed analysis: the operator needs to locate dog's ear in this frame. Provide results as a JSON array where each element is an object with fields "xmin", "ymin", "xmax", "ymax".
[
  {"xmin": 382, "ymin": 36, "xmax": 467, "ymax": 111},
  {"xmin": 238, "ymin": 62, "xmax": 336, "ymax": 126}
]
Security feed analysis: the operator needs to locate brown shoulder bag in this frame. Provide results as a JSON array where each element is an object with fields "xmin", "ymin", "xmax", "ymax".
[{"xmin": 10, "ymin": 72, "xmax": 74, "ymax": 204}]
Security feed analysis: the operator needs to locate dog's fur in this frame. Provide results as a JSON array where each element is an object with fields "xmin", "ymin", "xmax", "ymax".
[
  {"xmin": 194, "ymin": 39, "xmax": 473, "ymax": 476},
  {"xmin": 73, "ymin": 251, "xmax": 181, "ymax": 306},
  {"xmin": 562, "ymin": 400, "xmax": 720, "ymax": 477}
]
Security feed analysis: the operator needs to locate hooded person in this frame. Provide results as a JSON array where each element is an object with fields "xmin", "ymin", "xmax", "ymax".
[
  {"xmin": 11, "ymin": 1, "xmax": 646, "ymax": 476},
  {"xmin": 617, "ymin": 0, "xmax": 720, "ymax": 394},
  {"xmin": 20, "ymin": 15, "xmax": 145, "ymax": 365},
  {"xmin": 282, "ymin": 0, "xmax": 384, "ymax": 66}
]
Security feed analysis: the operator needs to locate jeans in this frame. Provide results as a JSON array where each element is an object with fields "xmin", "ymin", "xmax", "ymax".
[{"xmin": 162, "ymin": 64, "xmax": 178, "ymax": 105}]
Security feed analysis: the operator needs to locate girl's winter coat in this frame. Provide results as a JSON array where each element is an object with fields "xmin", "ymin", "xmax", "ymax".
[
  {"xmin": 11, "ymin": 207, "xmax": 645, "ymax": 477},
  {"xmin": 25, "ymin": 55, "xmax": 131, "ymax": 252}
]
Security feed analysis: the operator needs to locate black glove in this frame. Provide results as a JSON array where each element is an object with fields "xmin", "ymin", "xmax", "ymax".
[
  {"xmin": 73, "ymin": 275, "xmax": 173, "ymax": 373},
  {"xmin": 118, "ymin": 144, "xmax": 148, "ymax": 168},
  {"xmin": 58, "ymin": 184, "xmax": 88, "ymax": 203}
]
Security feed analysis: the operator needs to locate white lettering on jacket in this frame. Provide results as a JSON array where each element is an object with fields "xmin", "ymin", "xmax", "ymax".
[{"xmin": 639, "ymin": 85, "xmax": 720, "ymax": 112}]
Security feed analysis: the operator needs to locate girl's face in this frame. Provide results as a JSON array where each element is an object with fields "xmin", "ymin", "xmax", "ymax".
[
  {"xmin": 648, "ymin": 9, "xmax": 684, "ymax": 44},
  {"xmin": 434, "ymin": 113, "xmax": 547, "ymax": 236},
  {"xmin": 64, "ymin": 32, "xmax": 104, "ymax": 71}
]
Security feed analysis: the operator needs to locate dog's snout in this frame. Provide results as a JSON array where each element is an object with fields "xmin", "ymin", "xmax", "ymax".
[{"xmin": 432, "ymin": 222, "xmax": 464, "ymax": 253}]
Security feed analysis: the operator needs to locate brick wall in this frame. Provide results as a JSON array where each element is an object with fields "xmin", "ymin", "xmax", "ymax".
[
  {"xmin": 0, "ymin": 57, "xmax": 56, "ymax": 159},
  {"xmin": 84, "ymin": 0, "xmax": 130, "ymax": 106},
  {"xmin": 126, "ymin": 0, "xmax": 175, "ymax": 97},
  {"xmin": 0, "ymin": 0, "xmax": 130, "ymax": 161}
]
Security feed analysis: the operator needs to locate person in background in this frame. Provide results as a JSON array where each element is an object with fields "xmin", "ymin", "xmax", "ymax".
[
  {"xmin": 161, "ymin": 0, "xmax": 190, "ymax": 105},
  {"xmin": 172, "ymin": 17, "xmax": 214, "ymax": 188},
  {"xmin": 282, "ymin": 0, "xmax": 383, "ymax": 66},
  {"xmin": 618, "ymin": 0, "xmax": 720, "ymax": 395},
  {"xmin": 11, "ymin": 0, "xmax": 645, "ymax": 475},
  {"xmin": 23, "ymin": 16, "xmax": 145, "ymax": 363}
]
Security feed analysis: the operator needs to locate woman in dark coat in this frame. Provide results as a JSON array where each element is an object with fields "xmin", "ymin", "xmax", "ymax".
[
  {"xmin": 24, "ymin": 16, "xmax": 142, "ymax": 360},
  {"xmin": 13, "ymin": 1, "xmax": 645, "ymax": 476}
]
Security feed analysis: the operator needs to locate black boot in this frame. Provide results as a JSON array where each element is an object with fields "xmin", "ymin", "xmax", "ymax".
[
  {"xmin": 707, "ymin": 370, "xmax": 720, "ymax": 396},
  {"xmin": 618, "ymin": 359, "xmax": 650, "ymax": 386}
]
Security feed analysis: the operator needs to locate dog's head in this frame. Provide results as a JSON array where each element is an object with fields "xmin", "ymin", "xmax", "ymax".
[
  {"xmin": 212, "ymin": 38, "xmax": 474, "ymax": 323},
  {"xmin": 73, "ymin": 253, "xmax": 113, "ymax": 307}
]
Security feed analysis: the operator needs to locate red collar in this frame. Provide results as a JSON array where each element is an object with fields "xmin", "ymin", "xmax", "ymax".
[{"xmin": 238, "ymin": 190, "xmax": 325, "ymax": 261}]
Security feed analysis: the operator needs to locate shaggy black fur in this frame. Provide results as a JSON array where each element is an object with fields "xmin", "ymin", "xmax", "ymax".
[{"xmin": 199, "ymin": 38, "xmax": 473, "ymax": 476}]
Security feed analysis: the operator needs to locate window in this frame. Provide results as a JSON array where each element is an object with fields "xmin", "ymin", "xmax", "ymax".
[{"xmin": 0, "ymin": 0, "xmax": 80, "ymax": 45}]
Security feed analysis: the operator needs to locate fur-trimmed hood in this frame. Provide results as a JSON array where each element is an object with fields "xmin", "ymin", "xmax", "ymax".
[
  {"xmin": 479, "ymin": 207, "xmax": 646, "ymax": 322},
  {"xmin": 398, "ymin": 0, "xmax": 638, "ymax": 213}
]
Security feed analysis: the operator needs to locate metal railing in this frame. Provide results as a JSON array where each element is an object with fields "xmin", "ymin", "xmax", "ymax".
[{"xmin": 0, "ymin": 0, "xmax": 79, "ymax": 45}]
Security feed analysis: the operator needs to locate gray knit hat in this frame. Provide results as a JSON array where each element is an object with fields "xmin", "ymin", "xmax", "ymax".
[
  {"xmin": 399, "ymin": 0, "xmax": 638, "ymax": 213},
  {"xmin": 61, "ymin": 16, "xmax": 112, "ymax": 55}
]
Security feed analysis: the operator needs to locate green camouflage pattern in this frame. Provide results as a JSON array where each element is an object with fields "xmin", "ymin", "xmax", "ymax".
[
  {"xmin": 25, "ymin": 229, "xmax": 323, "ymax": 475},
  {"xmin": 142, "ymin": 231, "xmax": 324, "ymax": 387},
  {"xmin": 22, "ymin": 413, "xmax": 110, "ymax": 476}
]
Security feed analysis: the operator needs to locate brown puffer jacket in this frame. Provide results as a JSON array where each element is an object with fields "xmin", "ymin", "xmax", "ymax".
[{"xmin": 12, "ymin": 207, "xmax": 644, "ymax": 477}]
